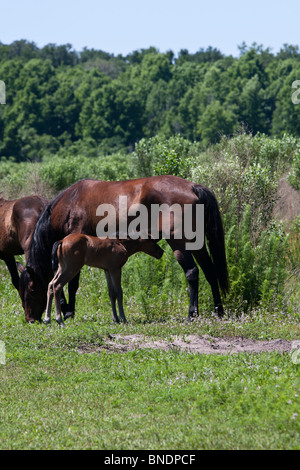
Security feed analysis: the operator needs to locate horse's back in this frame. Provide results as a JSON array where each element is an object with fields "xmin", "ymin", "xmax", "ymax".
[
  {"xmin": 49, "ymin": 176, "xmax": 197, "ymax": 233},
  {"xmin": 0, "ymin": 198, "xmax": 18, "ymax": 254},
  {"xmin": 13, "ymin": 196, "xmax": 48, "ymax": 253},
  {"xmin": 0, "ymin": 195, "xmax": 48, "ymax": 256}
]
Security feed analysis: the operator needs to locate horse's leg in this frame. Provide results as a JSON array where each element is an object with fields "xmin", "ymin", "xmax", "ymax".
[
  {"xmin": 168, "ymin": 241, "xmax": 199, "ymax": 321},
  {"xmin": 1, "ymin": 254, "xmax": 20, "ymax": 291},
  {"xmin": 59, "ymin": 290, "xmax": 69, "ymax": 318},
  {"xmin": 105, "ymin": 271, "xmax": 119, "ymax": 323},
  {"xmin": 192, "ymin": 247, "xmax": 224, "ymax": 316},
  {"xmin": 53, "ymin": 282, "xmax": 65, "ymax": 326},
  {"xmin": 44, "ymin": 281, "xmax": 54, "ymax": 324},
  {"xmin": 63, "ymin": 272, "xmax": 80, "ymax": 320},
  {"xmin": 110, "ymin": 269, "xmax": 126, "ymax": 323},
  {"xmin": 48, "ymin": 271, "xmax": 67, "ymax": 326}
]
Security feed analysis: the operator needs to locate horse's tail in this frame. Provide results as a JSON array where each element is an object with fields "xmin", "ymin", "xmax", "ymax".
[
  {"xmin": 192, "ymin": 184, "xmax": 229, "ymax": 295},
  {"xmin": 51, "ymin": 241, "xmax": 62, "ymax": 273}
]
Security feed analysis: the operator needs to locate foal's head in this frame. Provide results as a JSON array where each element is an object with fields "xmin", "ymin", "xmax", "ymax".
[{"xmin": 121, "ymin": 236, "xmax": 164, "ymax": 259}]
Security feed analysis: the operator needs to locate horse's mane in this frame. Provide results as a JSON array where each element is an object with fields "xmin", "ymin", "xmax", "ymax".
[
  {"xmin": 25, "ymin": 203, "xmax": 53, "ymax": 281},
  {"xmin": 25, "ymin": 186, "xmax": 73, "ymax": 281},
  {"xmin": 25, "ymin": 180, "xmax": 90, "ymax": 277}
]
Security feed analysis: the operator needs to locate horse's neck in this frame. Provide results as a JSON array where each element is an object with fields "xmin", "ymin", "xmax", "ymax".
[{"xmin": 27, "ymin": 219, "xmax": 53, "ymax": 282}]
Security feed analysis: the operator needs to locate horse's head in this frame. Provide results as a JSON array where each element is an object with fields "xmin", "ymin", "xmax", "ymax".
[
  {"xmin": 18, "ymin": 264, "xmax": 46, "ymax": 322},
  {"xmin": 135, "ymin": 237, "xmax": 164, "ymax": 260}
]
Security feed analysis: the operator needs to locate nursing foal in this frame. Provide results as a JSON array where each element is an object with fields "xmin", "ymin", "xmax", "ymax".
[{"xmin": 44, "ymin": 233, "xmax": 164, "ymax": 326}]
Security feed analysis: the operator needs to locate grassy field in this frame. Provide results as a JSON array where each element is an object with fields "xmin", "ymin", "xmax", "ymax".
[{"xmin": 0, "ymin": 260, "xmax": 299, "ymax": 450}]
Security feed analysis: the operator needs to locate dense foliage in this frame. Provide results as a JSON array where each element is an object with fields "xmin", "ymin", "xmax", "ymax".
[
  {"xmin": 1, "ymin": 40, "xmax": 300, "ymax": 161},
  {"xmin": 0, "ymin": 131, "xmax": 299, "ymax": 316}
]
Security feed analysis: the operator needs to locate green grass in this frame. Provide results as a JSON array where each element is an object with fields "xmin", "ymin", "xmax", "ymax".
[
  {"xmin": 1, "ymin": 344, "xmax": 299, "ymax": 450},
  {"xmin": 0, "ymin": 262, "xmax": 299, "ymax": 450}
]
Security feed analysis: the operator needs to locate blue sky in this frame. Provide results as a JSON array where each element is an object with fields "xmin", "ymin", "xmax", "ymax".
[{"xmin": 1, "ymin": 0, "xmax": 299, "ymax": 57}]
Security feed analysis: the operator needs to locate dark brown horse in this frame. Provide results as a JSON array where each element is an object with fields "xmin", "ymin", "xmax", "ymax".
[
  {"xmin": 0, "ymin": 195, "xmax": 48, "ymax": 291},
  {"xmin": 19, "ymin": 175, "xmax": 229, "ymax": 323},
  {"xmin": 44, "ymin": 234, "xmax": 164, "ymax": 326}
]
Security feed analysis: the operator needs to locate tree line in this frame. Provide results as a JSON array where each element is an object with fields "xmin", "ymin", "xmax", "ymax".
[{"xmin": 0, "ymin": 40, "xmax": 300, "ymax": 161}]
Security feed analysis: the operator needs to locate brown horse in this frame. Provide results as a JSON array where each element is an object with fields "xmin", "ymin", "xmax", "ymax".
[
  {"xmin": 0, "ymin": 195, "xmax": 48, "ymax": 291},
  {"xmin": 44, "ymin": 234, "xmax": 164, "ymax": 326},
  {"xmin": 19, "ymin": 175, "xmax": 229, "ymax": 323}
]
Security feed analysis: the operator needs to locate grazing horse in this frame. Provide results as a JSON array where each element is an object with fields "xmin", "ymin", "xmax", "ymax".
[
  {"xmin": 19, "ymin": 175, "xmax": 229, "ymax": 323},
  {"xmin": 44, "ymin": 234, "xmax": 164, "ymax": 326},
  {"xmin": 0, "ymin": 195, "xmax": 48, "ymax": 291}
]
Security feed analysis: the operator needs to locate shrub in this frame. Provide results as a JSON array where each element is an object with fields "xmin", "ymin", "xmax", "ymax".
[
  {"xmin": 191, "ymin": 132, "xmax": 294, "ymax": 312},
  {"xmin": 288, "ymin": 150, "xmax": 300, "ymax": 190},
  {"xmin": 132, "ymin": 135, "xmax": 201, "ymax": 177},
  {"xmin": 39, "ymin": 152, "xmax": 134, "ymax": 191},
  {"xmin": 0, "ymin": 158, "xmax": 55, "ymax": 199}
]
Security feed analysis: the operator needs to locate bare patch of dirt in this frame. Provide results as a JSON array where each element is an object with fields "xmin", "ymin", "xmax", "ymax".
[
  {"xmin": 273, "ymin": 174, "xmax": 300, "ymax": 222},
  {"xmin": 79, "ymin": 334, "xmax": 295, "ymax": 355}
]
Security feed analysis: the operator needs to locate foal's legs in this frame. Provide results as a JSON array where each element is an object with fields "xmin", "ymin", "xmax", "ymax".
[
  {"xmin": 44, "ymin": 281, "xmax": 54, "ymax": 324},
  {"xmin": 53, "ymin": 283, "xmax": 65, "ymax": 326},
  {"xmin": 44, "ymin": 272, "xmax": 65, "ymax": 326},
  {"xmin": 168, "ymin": 241, "xmax": 199, "ymax": 320}
]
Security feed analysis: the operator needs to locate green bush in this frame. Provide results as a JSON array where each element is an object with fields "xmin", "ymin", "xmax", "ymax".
[
  {"xmin": 0, "ymin": 158, "xmax": 39, "ymax": 198},
  {"xmin": 132, "ymin": 135, "xmax": 201, "ymax": 178},
  {"xmin": 191, "ymin": 132, "xmax": 297, "ymax": 313},
  {"xmin": 288, "ymin": 150, "xmax": 300, "ymax": 190},
  {"xmin": 224, "ymin": 208, "xmax": 288, "ymax": 311},
  {"xmin": 39, "ymin": 152, "xmax": 134, "ymax": 191}
]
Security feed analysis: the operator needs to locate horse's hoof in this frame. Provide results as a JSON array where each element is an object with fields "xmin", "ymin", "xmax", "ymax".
[
  {"xmin": 43, "ymin": 319, "xmax": 51, "ymax": 325},
  {"xmin": 187, "ymin": 311, "xmax": 198, "ymax": 322},
  {"xmin": 64, "ymin": 312, "xmax": 74, "ymax": 320},
  {"xmin": 215, "ymin": 304, "xmax": 225, "ymax": 318}
]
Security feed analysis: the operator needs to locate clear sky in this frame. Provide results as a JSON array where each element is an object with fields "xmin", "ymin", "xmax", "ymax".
[{"xmin": 1, "ymin": 0, "xmax": 299, "ymax": 57}]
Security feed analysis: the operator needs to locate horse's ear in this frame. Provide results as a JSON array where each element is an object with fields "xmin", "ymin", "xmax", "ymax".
[{"xmin": 17, "ymin": 262, "xmax": 25, "ymax": 273}]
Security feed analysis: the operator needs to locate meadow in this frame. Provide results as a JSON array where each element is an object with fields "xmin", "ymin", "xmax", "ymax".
[
  {"xmin": 0, "ymin": 132, "xmax": 299, "ymax": 449},
  {"xmin": 0, "ymin": 260, "xmax": 299, "ymax": 450}
]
